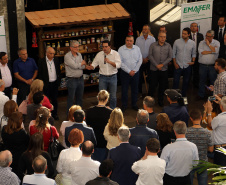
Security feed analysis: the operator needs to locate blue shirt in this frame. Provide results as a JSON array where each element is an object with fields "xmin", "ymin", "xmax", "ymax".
[
  {"xmin": 118, "ymin": 45, "xmax": 142, "ymax": 74},
  {"xmin": 13, "ymin": 57, "xmax": 38, "ymax": 80},
  {"xmin": 135, "ymin": 35, "xmax": 156, "ymax": 58},
  {"xmin": 23, "ymin": 173, "xmax": 56, "ymax": 185},
  {"xmin": 160, "ymin": 138, "xmax": 199, "ymax": 177},
  {"xmin": 173, "ymin": 38, "xmax": 196, "ymax": 68}
]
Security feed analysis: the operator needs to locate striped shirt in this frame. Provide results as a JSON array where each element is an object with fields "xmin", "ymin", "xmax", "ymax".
[{"xmin": 214, "ymin": 71, "xmax": 226, "ymax": 96}]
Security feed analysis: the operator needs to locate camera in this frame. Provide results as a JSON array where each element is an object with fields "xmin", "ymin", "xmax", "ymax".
[{"xmin": 208, "ymin": 96, "xmax": 216, "ymax": 101}]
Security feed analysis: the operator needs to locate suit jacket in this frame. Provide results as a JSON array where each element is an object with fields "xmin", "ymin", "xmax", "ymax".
[
  {"xmin": 0, "ymin": 60, "xmax": 14, "ymax": 86},
  {"xmin": 189, "ymin": 32, "xmax": 204, "ymax": 53},
  {"xmin": 65, "ymin": 122, "xmax": 97, "ymax": 147},
  {"xmin": 108, "ymin": 143, "xmax": 141, "ymax": 185},
  {"xmin": 214, "ymin": 27, "xmax": 226, "ymax": 58},
  {"xmin": 86, "ymin": 177, "xmax": 118, "ymax": 185},
  {"xmin": 38, "ymin": 57, "xmax": 61, "ymax": 91}
]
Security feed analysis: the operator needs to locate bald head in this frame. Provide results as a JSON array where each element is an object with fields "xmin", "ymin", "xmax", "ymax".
[
  {"xmin": 136, "ymin": 109, "xmax": 149, "ymax": 125},
  {"xmin": 0, "ymin": 79, "xmax": 5, "ymax": 92},
  {"xmin": 46, "ymin": 47, "xmax": 55, "ymax": 61},
  {"xmin": 0, "ymin": 150, "xmax": 12, "ymax": 167},
  {"xmin": 82, "ymin": 141, "xmax": 94, "ymax": 156}
]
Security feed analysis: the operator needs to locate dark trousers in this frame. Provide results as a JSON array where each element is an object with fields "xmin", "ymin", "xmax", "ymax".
[
  {"xmin": 3, "ymin": 86, "xmax": 12, "ymax": 99},
  {"xmin": 163, "ymin": 173, "xmax": 191, "ymax": 185},
  {"xmin": 44, "ymin": 80, "xmax": 58, "ymax": 116},
  {"xmin": 17, "ymin": 81, "xmax": 30, "ymax": 105},
  {"xmin": 148, "ymin": 70, "xmax": 168, "ymax": 103},
  {"xmin": 121, "ymin": 70, "xmax": 139, "ymax": 108},
  {"xmin": 173, "ymin": 66, "xmax": 192, "ymax": 97},
  {"xmin": 138, "ymin": 61, "xmax": 150, "ymax": 93},
  {"xmin": 192, "ymin": 56, "xmax": 199, "ymax": 88},
  {"xmin": 214, "ymin": 147, "xmax": 226, "ymax": 166}
]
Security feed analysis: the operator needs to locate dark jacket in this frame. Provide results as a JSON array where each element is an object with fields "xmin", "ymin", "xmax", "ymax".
[
  {"xmin": 214, "ymin": 27, "xmax": 226, "ymax": 58},
  {"xmin": 189, "ymin": 32, "xmax": 204, "ymax": 53},
  {"xmin": 86, "ymin": 177, "xmax": 119, "ymax": 185},
  {"xmin": 108, "ymin": 143, "xmax": 141, "ymax": 185}
]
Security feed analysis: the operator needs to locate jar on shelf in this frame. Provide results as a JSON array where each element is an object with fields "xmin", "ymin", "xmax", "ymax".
[
  {"xmin": 54, "ymin": 33, "xmax": 57, "ymax": 38},
  {"xmin": 80, "ymin": 30, "xmax": 83, "ymax": 35},
  {"xmin": 76, "ymin": 32, "xmax": 79, "ymax": 36},
  {"xmin": 88, "ymin": 30, "xmax": 91, "ymax": 34},
  {"xmin": 91, "ymin": 37, "xmax": 95, "ymax": 43},
  {"xmin": 65, "ymin": 41, "xmax": 69, "ymax": 47},
  {"xmin": 87, "ymin": 38, "xmax": 91, "ymax": 44},
  {"xmin": 50, "ymin": 34, "xmax": 54, "ymax": 39},
  {"xmin": 42, "ymin": 34, "xmax": 45, "ymax": 39},
  {"xmin": 78, "ymin": 39, "xmax": 82, "ymax": 45},
  {"xmin": 46, "ymin": 34, "xmax": 50, "ymax": 39},
  {"xmin": 64, "ymin": 32, "xmax": 68, "ymax": 37},
  {"xmin": 61, "ymin": 33, "xmax": 64, "ymax": 37},
  {"xmin": 91, "ymin": 28, "xmax": 95, "ymax": 34},
  {"xmin": 100, "ymin": 36, "xmax": 104, "ymax": 42},
  {"xmin": 100, "ymin": 28, "xmax": 103, "ymax": 33},
  {"xmin": 71, "ymin": 32, "xmax": 75, "ymax": 36},
  {"xmin": 83, "ymin": 30, "xmax": 87, "ymax": 35},
  {"xmin": 96, "ymin": 29, "xmax": 100, "ymax": 33},
  {"xmin": 46, "ymin": 42, "xmax": 51, "ymax": 47},
  {"xmin": 108, "ymin": 26, "xmax": 113, "ymax": 31},
  {"xmin": 57, "ymin": 33, "xmax": 61, "ymax": 38},
  {"xmin": 68, "ymin": 32, "xmax": 72, "ymax": 37},
  {"xmin": 96, "ymin": 38, "xmax": 100, "ymax": 43},
  {"xmin": 52, "ymin": 42, "xmax": 56, "ymax": 48},
  {"xmin": 82, "ymin": 39, "xmax": 86, "ymax": 45}
]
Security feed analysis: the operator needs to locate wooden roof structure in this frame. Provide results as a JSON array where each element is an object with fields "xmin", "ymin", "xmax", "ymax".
[{"xmin": 25, "ymin": 3, "xmax": 130, "ymax": 28}]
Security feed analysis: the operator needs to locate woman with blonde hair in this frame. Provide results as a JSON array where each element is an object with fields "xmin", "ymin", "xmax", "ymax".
[
  {"xmin": 30, "ymin": 107, "xmax": 59, "ymax": 151},
  {"xmin": 156, "ymin": 113, "xmax": 175, "ymax": 149},
  {"xmin": 104, "ymin": 108, "xmax": 125, "ymax": 149}
]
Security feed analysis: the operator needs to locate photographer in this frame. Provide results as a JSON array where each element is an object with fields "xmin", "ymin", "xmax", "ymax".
[{"xmin": 162, "ymin": 89, "xmax": 189, "ymax": 126}]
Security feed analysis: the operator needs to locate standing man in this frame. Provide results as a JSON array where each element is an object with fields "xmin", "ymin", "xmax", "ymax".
[
  {"xmin": 198, "ymin": 30, "xmax": 220, "ymax": 99},
  {"xmin": 148, "ymin": 31, "xmax": 172, "ymax": 106},
  {"xmin": 222, "ymin": 34, "xmax": 226, "ymax": 59},
  {"xmin": 38, "ymin": 47, "xmax": 61, "ymax": 120},
  {"xmin": 13, "ymin": 47, "xmax": 38, "ymax": 105},
  {"xmin": 87, "ymin": 40, "xmax": 121, "ymax": 109},
  {"xmin": 64, "ymin": 41, "xmax": 86, "ymax": 111},
  {"xmin": 118, "ymin": 35, "xmax": 142, "ymax": 112},
  {"xmin": 172, "ymin": 27, "xmax": 196, "ymax": 97},
  {"xmin": 135, "ymin": 25, "xmax": 156, "ymax": 95},
  {"xmin": 189, "ymin": 22, "xmax": 204, "ymax": 88},
  {"xmin": 214, "ymin": 17, "xmax": 226, "ymax": 58},
  {"xmin": 0, "ymin": 52, "xmax": 13, "ymax": 98}
]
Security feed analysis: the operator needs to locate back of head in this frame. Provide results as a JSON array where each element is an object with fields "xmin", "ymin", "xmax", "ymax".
[
  {"xmin": 108, "ymin": 108, "xmax": 124, "ymax": 136},
  {"xmin": 146, "ymin": 138, "xmax": 160, "ymax": 153},
  {"xmin": 0, "ymin": 52, "xmax": 7, "ymax": 60},
  {"xmin": 99, "ymin": 159, "xmax": 114, "ymax": 177},
  {"xmin": 164, "ymin": 89, "xmax": 181, "ymax": 102},
  {"xmin": 68, "ymin": 128, "xmax": 84, "ymax": 146},
  {"xmin": 29, "ymin": 79, "xmax": 44, "ymax": 103},
  {"xmin": 173, "ymin": 121, "xmax": 187, "ymax": 135},
  {"xmin": 32, "ymin": 155, "xmax": 47, "ymax": 173},
  {"xmin": 220, "ymin": 96, "xmax": 226, "ymax": 111},
  {"xmin": 156, "ymin": 113, "xmax": 173, "ymax": 132},
  {"xmin": 136, "ymin": 109, "xmax": 149, "ymax": 125},
  {"xmin": 0, "ymin": 150, "xmax": 12, "ymax": 167},
  {"xmin": 189, "ymin": 109, "xmax": 202, "ymax": 121},
  {"xmin": 3, "ymin": 100, "xmax": 18, "ymax": 117},
  {"xmin": 215, "ymin": 58, "xmax": 226, "ymax": 70},
  {"xmin": 97, "ymin": 90, "xmax": 109, "ymax": 102},
  {"xmin": 35, "ymin": 107, "xmax": 50, "ymax": 132},
  {"xmin": 33, "ymin": 91, "xmax": 44, "ymax": 105},
  {"xmin": 68, "ymin": 105, "xmax": 82, "ymax": 121},
  {"xmin": 5, "ymin": 111, "xmax": 23, "ymax": 134},
  {"xmin": 143, "ymin": 96, "xmax": 155, "ymax": 108},
  {"xmin": 117, "ymin": 126, "xmax": 130, "ymax": 142},
  {"xmin": 82, "ymin": 141, "xmax": 94, "ymax": 156},
  {"xmin": 73, "ymin": 109, "xmax": 85, "ymax": 123}
]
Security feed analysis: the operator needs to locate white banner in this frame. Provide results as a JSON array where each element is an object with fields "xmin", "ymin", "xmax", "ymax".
[
  {"xmin": 181, "ymin": 0, "xmax": 213, "ymax": 37},
  {"xmin": 0, "ymin": 16, "xmax": 7, "ymax": 53}
]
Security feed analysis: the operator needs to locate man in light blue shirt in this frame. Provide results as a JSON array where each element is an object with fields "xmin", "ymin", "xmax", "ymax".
[
  {"xmin": 160, "ymin": 121, "xmax": 199, "ymax": 185},
  {"xmin": 118, "ymin": 35, "xmax": 142, "ymax": 112},
  {"xmin": 135, "ymin": 25, "xmax": 156, "ymax": 94},
  {"xmin": 173, "ymin": 27, "xmax": 196, "ymax": 96}
]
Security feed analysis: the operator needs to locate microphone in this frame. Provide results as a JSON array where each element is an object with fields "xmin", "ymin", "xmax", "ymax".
[{"xmin": 104, "ymin": 54, "xmax": 106, "ymax": 64}]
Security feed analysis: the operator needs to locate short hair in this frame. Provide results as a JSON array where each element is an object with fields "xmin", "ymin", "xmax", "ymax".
[
  {"xmin": 99, "ymin": 159, "xmax": 114, "ymax": 177},
  {"xmin": 143, "ymin": 24, "xmax": 151, "ymax": 30},
  {"xmin": 97, "ymin": 90, "xmax": 109, "ymax": 102},
  {"xmin": 137, "ymin": 109, "xmax": 149, "ymax": 125},
  {"xmin": 73, "ymin": 109, "xmax": 85, "ymax": 122},
  {"xmin": 143, "ymin": 96, "xmax": 155, "ymax": 108},
  {"xmin": 183, "ymin": 27, "xmax": 191, "ymax": 36},
  {"xmin": 3, "ymin": 100, "xmax": 18, "ymax": 117},
  {"xmin": 18, "ymin": 47, "xmax": 26, "ymax": 55},
  {"xmin": 189, "ymin": 109, "xmax": 202, "ymax": 121},
  {"xmin": 82, "ymin": 141, "xmax": 94, "ymax": 156},
  {"xmin": 0, "ymin": 150, "xmax": 12, "ymax": 167},
  {"xmin": 206, "ymin": 30, "xmax": 215, "ymax": 37},
  {"xmin": 117, "ymin": 126, "xmax": 130, "ymax": 142},
  {"xmin": 220, "ymin": 96, "xmax": 226, "ymax": 110},
  {"xmin": 146, "ymin": 138, "xmax": 160, "ymax": 153},
  {"xmin": 158, "ymin": 31, "xmax": 167, "ymax": 37},
  {"xmin": 126, "ymin": 35, "xmax": 134, "ymax": 39},
  {"xmin": 190, "ymin": 22, "xmax": 198, "ymax": 27},
  {"xmin": 70, "ymin": 40, "xmax": 79, "ymax": 47},
  {"xmin": 68, "ymin": 128, "xmax": 84, "ymax": 146},
  {"xmin": 32, "ymin": 155, "xmax": 47, "ymax": 173},
  {"xmin": 173, "ymin": 121, "xmax": 187, "ymax": 134},
  {"xmin": 0, "ymin": 52, "xmax": 7, "ymax": 60},
  {"xmin": 215, "ymin": 58, "xmax": 226, "ymax": 69},
  {"xmin": 219, "ymin": 16, "xmax": 226, "ymax": 22},
  {"xmin": 68, "ymin": 105, "xmax": 82, "ymax": 121},
  {"xmin": 33, "ymin": 91, "xmax": 44, "ymax": 105},
  {"xmin": 102, "ymin": 40, "xmax": 111, "ymax": 47}
]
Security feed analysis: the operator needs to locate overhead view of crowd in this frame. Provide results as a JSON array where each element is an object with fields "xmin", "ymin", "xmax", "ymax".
[{"xmin": 0, "ymin": 16, "xmax": 226, "ymax": 185}]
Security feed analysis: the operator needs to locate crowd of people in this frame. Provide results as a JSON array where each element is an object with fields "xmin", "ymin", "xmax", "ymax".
[{"xmin": 0, "ymin": 16, "xmax": 226, "ymax": 185}]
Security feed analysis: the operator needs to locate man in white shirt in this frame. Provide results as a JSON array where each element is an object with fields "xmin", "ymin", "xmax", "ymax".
[
  {"xmin": 132, "ymin": 138, "xmax": 165, "ymax": 185},
  {"xmin": 0, "ymin": 52, "xmax": 13, "ymax": 98},
  {"xmin": 69, "ymin": 141, "xmax": 100, "ymax": 185},
  {"xmin": 87, "ymin": 40, "xmax": 121, "ymax": 109},
  {"xmin": 23, "ymin": 155, "xmax": 56, "ymax": 185}
]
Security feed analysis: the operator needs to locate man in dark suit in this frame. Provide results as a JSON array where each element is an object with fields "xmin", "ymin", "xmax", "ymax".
[
  {"xmin": 129, "ymin": 109, "xmax": 159, "ymax": 156},
  {"xmin": 189, "ymin": 22, "xmax": 204, "ymax": 88},
  {"xmin": 214, "ymin": 17, "xmax": 226, "ymax": 58},
  {"xmin": 38, "ymin": 47, "xmax": 61, "ymax": 120},
  {"xmin": 108, "ymin": 127, "xmax": 141, "ymax": 185},
  {"xmin": 0, "ymin": 52, "xmax": 14, "ymax": 98},
  {"xmin": 65, "ymin": 109, "xmax": 97, "ymax": 147},
  {"xmin": 223, "ymin": 34, "xmax": 226, "ymax": 59}
]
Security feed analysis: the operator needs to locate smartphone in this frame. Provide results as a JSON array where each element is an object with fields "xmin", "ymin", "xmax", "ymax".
[
  {"xmin": 205, "ymin": 85, "xmax": 211, "ymax": 91},
  {"xmin": 208, "ymin": 96, "xmax": 216, "ymax": 101}
]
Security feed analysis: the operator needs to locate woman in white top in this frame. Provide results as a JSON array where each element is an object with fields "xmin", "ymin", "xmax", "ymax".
[
  {"xmin": 103, "ymin": 108, "xmax": 125, "ymax": 149},
  {"xmin": 56, "ymin": 128, "xmax": 84, "ymax": 185}
]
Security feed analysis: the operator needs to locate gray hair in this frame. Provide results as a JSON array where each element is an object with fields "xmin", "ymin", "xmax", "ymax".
[
  {"xmin": 0, "ymin": 150, "xmax": 12, "ymax": 167},
  {"xmin": 18, "ymin": 47, "xmax": 27, "ymax": 55},
  {"xmin": 70, "ymin": 40, "xmax": 79, "ymax": 47},
  {"xmin": 117, "ymin": 127, "xmax": 130, "ymax": 142},
  {"xmin": 137, "ymin": 109, "xmax": 149, "ymax": 125},
  {"xmin": 220, "ymin": 96, "xmax": 226, "ymax": 111},
  {"xmin": 32, "ymin": 155, "xmax": 47, "ymax": 173},
  {"xmin": 143, "ymin": 96, "xmax": 155, "ymax": 108},
  {"xmin": 173, "ymin": 121, "xmax": 187, "ymax": 134},
  {"xmin": 206, "ymin": 30, "xmax": 215, "ymax": 37}
]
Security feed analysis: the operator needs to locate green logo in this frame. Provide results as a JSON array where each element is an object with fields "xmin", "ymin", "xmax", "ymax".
[{"xmin": 183, "ymin": 4, "xmax": 210, "ymax": 14}]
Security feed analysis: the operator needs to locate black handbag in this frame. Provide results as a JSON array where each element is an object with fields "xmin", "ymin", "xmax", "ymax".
[{"xmin": 48, "ymin": 127, "xmax": 64, "ymax": 161}]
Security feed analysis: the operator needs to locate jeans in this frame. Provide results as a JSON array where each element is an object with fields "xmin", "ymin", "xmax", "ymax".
[
  {"xmin": 173, "ymin": 66, "xmax": 192, "ymax": 97},
  {"xmin": 121, "ymin": 70, "xmax": 139, "ymax": 108},
  {"xmin": 163, "ymin": 173, "xmax": 191, "ymax": 185},
  {"xmin": 190, "ymin": 168, "xmax": 208, "ymax": 185},
  {"xmin": 66, "ymin": 77, "xmax": 84, "ymax": 112},
  {"xmin": 99, "ymin": 74, "xmax": 117, "ymax": 109},
  {"xmin": 198, "ymin": 64, "xmax": 217, "ymax": 98}
]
